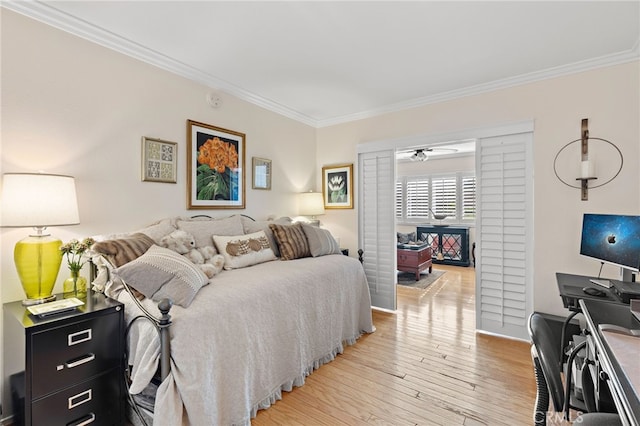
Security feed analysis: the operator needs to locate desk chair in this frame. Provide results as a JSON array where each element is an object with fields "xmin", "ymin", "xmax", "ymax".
[{"xmin": 528, "ymin": 312, "xmax": 622, "ymax": 426}]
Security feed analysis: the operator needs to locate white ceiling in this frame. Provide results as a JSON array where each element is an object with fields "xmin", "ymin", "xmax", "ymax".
[{"xmin": 4, "ymin": 1, "xmax": 640, "ymax": 128}]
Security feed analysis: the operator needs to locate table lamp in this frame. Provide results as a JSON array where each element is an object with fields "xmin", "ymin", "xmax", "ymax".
[
  {"xmin": 298, "ymin": 190, "xmax": 325, "ymax": 226},
  {"xmin": 1, "ymin": 173, "xmax": 80, "ymax": 305}
]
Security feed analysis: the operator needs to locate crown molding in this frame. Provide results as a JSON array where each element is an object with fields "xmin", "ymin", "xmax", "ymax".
[
  {"xmin": 2, "ymin": 1, "xmax": 319, "ymax": 127},
  {"xmin": 316, "ymin": 49, "xmax": 640, "ymax": 128},
  {"xmin": 4, "ymin": 1, "xmax": 639, "ymax": 130}
]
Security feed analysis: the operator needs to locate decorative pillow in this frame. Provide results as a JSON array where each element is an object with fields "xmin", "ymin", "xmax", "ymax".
[
  {"xmin": 112, "ymin": 245, "xmax": 208, "ymax": 308},
  {"xmin": 242, "ymin": 216, "xmax": 292, "ymax": 257},
  {"xmin": 301, "ymin": 223, "xmax": 342, "ymax": 257},
  {"xmin": 269, "ymin": 223, "xmax": 311, "ymax": 260},
  {"xmin": 136, "ymin": 218, "xmax": 178, "ymax": 244},
  {"xmin": 177, "ymin": 215, "xmax": 244, "ymax": 252},
  {"xmin": 212, "ymin": 230, "xmax": 277, "ymax": 270},
  {"xmin": 397, "ymin": 232, "xmax": 416, "ymax": 244},
  {"xmin": 91, "ymin": 233, "xmax": 156, "ymax": 267}
]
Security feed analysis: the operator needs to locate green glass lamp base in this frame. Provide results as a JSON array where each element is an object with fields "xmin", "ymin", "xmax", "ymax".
[{"xmin": 14, "ymin": 232, "xmax": 63, "ymax": 306}]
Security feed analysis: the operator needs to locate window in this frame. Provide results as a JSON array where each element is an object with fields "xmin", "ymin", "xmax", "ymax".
[{"xmin": 395, "ymin": 172, "xmax": 475, "ymax": 223}]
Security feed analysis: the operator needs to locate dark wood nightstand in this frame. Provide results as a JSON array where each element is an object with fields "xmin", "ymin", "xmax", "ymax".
[{"xmin": 3, "ymin": 292, "xmax": 125, "ymax": 425}]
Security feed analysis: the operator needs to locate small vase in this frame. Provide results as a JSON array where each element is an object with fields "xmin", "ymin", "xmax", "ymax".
[{"xmin": 63, "ymin": 269, "xmax": 87, "ymax": 298}]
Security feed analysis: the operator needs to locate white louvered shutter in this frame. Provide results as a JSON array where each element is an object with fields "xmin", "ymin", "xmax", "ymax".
[
  {"xmin": 462, "ymin": 175, "xmax": 476, "ymax": 221},
  {"xmin": 395, "ymin": 179, "xmax": 403, "ymax": 219},
  {"xmin": 475, "ymin": 132, "xmax": 533, "ymax": 340},
  {"xmin": 432, "ymin": 176, "xmax": 457, "ymax": 218},
  {"xmin": 359, "ymin": 150, "xmax": 396, "ymax": 311},
  {"xmin": 406, "ymin": 177, "xmax": 430, "ymax": 219}
]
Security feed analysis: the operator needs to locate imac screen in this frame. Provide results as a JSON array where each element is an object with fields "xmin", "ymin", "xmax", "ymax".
[{"xmin": 580, "ymin": 213, "xmax": 640, "ymax": 272}]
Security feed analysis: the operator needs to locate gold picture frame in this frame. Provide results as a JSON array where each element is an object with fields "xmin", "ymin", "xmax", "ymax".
[
  {"xmin": 141, "ymin": 136, "xmax": 178, "ymax": 183},
  {"xmin": 187, "ymin": 119, "xmax": 245, "ymax": 209},
  {"xmin": 252, "ymin": 157, "xmax": 272, "ymax": 190},
  {"xmin": 322, "ymin": 163, "xmax": 353, "ymax": 209}
]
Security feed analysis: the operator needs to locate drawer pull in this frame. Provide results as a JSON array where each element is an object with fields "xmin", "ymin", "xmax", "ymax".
[
  {"xmin": 68, "ymin": 389, "xmax": 92, "ymax": 409},
  {"xmin": 68, "ymin": 329, "xmax": 92, "ymax": 346},
  {"xmin": 65, "ymin": 353, "xmax": 95, "ymax": 369},
  {"xmin": 67, "ymin": 412, "xmax": 95, "ymax": 426}
]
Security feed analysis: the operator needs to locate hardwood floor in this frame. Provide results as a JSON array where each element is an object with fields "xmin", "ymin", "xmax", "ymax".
[{"xmin": 253, "ymin": 265, "xmax": 538, "ymax": 425}]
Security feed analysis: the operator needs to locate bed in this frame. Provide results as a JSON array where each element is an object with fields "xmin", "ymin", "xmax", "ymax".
[{"xmin": 89, "ymin": 214, "xmax": 374, "ymax": 425}]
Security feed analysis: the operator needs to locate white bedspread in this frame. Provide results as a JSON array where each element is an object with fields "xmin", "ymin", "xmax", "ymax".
[{"xmin": 115, "ymin": 254, "xmax": 374, "ymax": 425}]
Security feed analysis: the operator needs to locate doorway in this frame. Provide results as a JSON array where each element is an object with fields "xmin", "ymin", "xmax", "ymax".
[{"xmin": 357, "ymin": 121, "xmax": 534, "ymax": 339}]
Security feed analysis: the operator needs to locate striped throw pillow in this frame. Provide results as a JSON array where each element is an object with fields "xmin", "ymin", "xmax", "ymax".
[{"xmin": 269, "ymin": 223, "xmax": 311, "ymax": 260}]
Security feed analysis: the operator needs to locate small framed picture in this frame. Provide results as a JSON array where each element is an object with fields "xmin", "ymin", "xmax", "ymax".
[
  {"xmin": 252, "ymin": 157, "xmax": 272, "ymax": 190},
  {"xmin": 141, "ymin": 137, "xmax": 178, "ymax": 183},
  {"xmin": 322, "ymin": 163, "xmax": 354, "ymax": 209}
]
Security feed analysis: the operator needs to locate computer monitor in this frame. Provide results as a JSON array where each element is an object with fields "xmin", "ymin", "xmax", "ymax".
[{"xmin": 580, "ymin": 213, "xmax": 640, "ymax": 282}]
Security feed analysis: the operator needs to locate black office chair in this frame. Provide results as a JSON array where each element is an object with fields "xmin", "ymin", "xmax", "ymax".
[{"xmin": 528, "ymin": 312, "xmax": 622, "ymax": 426}]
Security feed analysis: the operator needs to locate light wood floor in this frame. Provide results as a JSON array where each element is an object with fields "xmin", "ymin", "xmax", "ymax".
[{"xmin": 253, "ymin": 265, "xmax": 538, "ymax": 425}]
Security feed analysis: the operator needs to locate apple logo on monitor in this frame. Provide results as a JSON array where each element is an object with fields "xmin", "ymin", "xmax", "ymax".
[{"xmin": 607, "ymin": 234, "xmax": 616, "ymax": 244}]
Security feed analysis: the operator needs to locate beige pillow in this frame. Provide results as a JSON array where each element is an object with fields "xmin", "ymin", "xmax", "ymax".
[
  {"xmin": 177, "ymin": 215, "xmax": 244, "ymax": 251},
  {"xmin": 242, "ymin": 216, "xmax": 292, "ymax": 257},
  {"xmin": 213, "ymin": 231, "xmax": 276, "ymax": 270},
  {"xmin": 112, "ymin": 245, "xmax": 208, "ymax": 308},
  {"xmin": 301, "ymin": 223, "xmax": 342, "ymax": 257},
  {"xmin": 269, "ymin": 223, "xmax": 311, "ymax": 260},
  {"xmin": 136, "ymin": 218, "xmax": 178, "ymax": 244}
]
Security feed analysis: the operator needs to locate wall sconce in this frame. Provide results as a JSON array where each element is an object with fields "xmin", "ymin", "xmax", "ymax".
[
  {"xmin": 553, "ymin": 118, "xmax": 623, "ymax": 201},
  {"xmin": 1, "ymin": 173, "xmax": 80, "ymax": 305},
  {"xmin": 298, "ymin": 190, "xmax": 325, "ymax": 226}
]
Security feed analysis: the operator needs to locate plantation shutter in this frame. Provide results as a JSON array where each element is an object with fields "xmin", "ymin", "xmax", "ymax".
[
  {"xmin": 359, "ymin": 150, "xmax": 396, "ymax": 311},
  {"xmin": 406, "ymin": 177, "xmax": 430, "ymax": 219},
  {"xmin": 395, "ymin": 179, "xmax": 403, "ymax": 219},
  {"xmin": 475, "ymin": 132, "xmax": 533, "ymax": 340},
  {"xmin": 462, "ymin": 175, "xmax": 476, "ymax": 220},
  {"xmin": 431, "ymin": 176, "xmax": 457, "ymax": 217}
]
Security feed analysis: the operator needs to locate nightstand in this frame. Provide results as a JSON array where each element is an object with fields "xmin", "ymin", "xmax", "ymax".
[{"xmin": 3, "ymin": 292, "xmax": 125, "ymax": 425}]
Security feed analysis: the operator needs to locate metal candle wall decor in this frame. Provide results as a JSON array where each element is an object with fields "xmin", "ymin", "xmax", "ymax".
[{"xmin": 553, "ymin": 118, "xmax": 623, "ymax": 201}]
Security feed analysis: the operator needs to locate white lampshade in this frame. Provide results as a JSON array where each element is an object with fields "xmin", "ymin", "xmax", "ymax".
[
  {"xmin": 1, "ymin": 173, "xmax": 80, "ymax": 305},
  {"xmin": 1, "ymin": 173, "xmax": 80, "ymax": 227},
  {"xmin": 299, "ymin": 191, "xmax": 325, "ymax": 217}
]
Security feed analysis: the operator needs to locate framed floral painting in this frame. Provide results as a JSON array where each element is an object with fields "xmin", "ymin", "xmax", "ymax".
[
  {"xmin": 187, "ymin": 120, "xmax": 245, "ymax": 209},
  {"xmin": 322, "ymin": 163, "xmax": 353, "ymax": 209}
]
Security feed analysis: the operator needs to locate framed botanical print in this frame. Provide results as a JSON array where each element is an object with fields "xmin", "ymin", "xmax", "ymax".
[
  {"xmin": 141, "ymin": 137, "xmax": 177, "ymax": 183},
  {"xmin": 322, "ymin": 163, "xmax": 353, "ymax": 209},
  {"xmin": 187, "ymin": 119, "xmax": 245, "ymax": 209},
  {"xmin": 252, "ymin": 157, "xmax": 272, "ymax": 190}
]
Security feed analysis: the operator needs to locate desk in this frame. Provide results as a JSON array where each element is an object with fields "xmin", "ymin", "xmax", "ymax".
[
  {"xmin": 579, "ymin": 299, "xmax": 640, "ymax": 425},
  {"xmin": 556, "ymin": 272, "xmax": 624, "ymax": 311}
]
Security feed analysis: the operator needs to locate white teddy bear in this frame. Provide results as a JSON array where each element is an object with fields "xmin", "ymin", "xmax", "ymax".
[{"xmin": 160, "ymin": 230, "xmax": 224, "ymax": 278}]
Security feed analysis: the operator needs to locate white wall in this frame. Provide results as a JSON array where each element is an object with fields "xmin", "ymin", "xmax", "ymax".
[
  {"xmin": 0, "ymin": 10, "xmax": 317, "ymax": 303},
  {"xmin": 317, "ymin": 60, "xmax": 640, "ymax": 317}
]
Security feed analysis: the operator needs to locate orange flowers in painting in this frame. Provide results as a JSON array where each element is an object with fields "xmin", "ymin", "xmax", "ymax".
[{"xmin": 197, "ymin": 137, "xmax": 239, "ymax": 173}]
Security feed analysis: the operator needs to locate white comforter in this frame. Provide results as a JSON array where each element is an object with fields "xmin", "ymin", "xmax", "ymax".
[{"xmin": 113, "ymin": 254, "xmax": 374, "ymax": 425}]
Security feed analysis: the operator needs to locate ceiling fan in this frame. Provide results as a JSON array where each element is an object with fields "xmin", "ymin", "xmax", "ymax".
[{"xmin": 406, "ymin": 147, "xmax": 458, "ymax": 162}]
